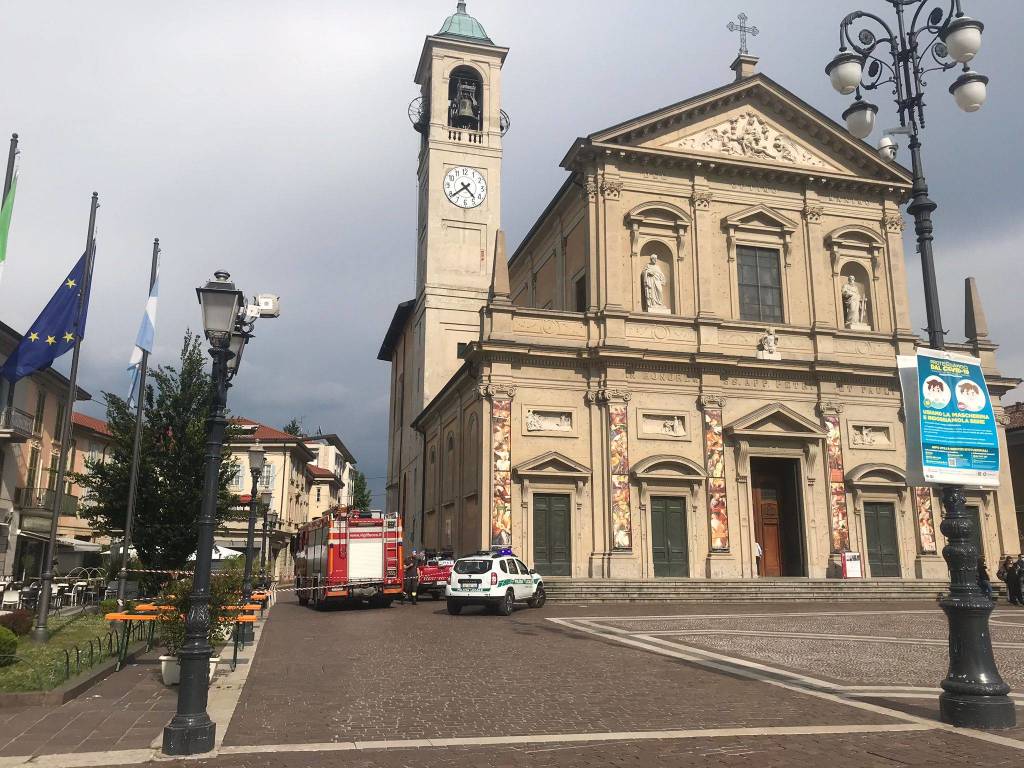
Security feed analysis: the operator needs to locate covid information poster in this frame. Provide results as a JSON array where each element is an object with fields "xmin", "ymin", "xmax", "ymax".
[{"xmin": 898, "ymin": 348, "xmax": 1001, "ymax": 487}]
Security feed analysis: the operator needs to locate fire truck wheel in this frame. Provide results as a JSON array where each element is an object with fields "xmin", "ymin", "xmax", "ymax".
[
  {"xmin": 497, "ymin": 589, "xmax": 515, "ymax": 616},
  {"xmin": 446, "ymin": 599, "xmax": 463, "ymax": 615}
]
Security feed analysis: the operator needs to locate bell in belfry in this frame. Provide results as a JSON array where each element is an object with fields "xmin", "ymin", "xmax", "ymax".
[{"xmin": 454, "ymin": 82, "xmax": 479, "ymax": 129}]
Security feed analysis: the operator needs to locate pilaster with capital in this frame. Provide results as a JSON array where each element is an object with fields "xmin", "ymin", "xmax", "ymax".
[
  {"xmin": 802, "ymin": 192, "xmax": 835, "ymax": 331},
  {"xmin": 691, "ymin": 180, "xmax": 719, "ymax": 319}
]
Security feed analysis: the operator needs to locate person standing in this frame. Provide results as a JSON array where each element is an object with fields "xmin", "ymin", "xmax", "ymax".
[
  {"xmin": 754, "ymin": 541, "xmax": 763, "ymax": 576},
  {"xmin": 978, "ymin": 557, "xmax": 993, "ymax": 600},
  {"xmin": 998, "ymin": 556, "xmax": 1018, "ymax": 605},
  {"xmin": 403, "ymin": 550, "xmax": 420, "ymax": 606},
  {"xmin": 1015, "ymin": 554, "xmax": 1024, "ymax": 607}
]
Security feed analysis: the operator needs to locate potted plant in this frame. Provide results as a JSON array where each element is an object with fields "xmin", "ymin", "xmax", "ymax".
[{"xmin": 157, "ymin": 570, "xmax": 242, "ymax": 686}]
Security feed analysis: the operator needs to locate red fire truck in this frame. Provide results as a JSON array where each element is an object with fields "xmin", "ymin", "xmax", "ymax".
[{"xmin": 293, "ymin": 509, "xmax": 404, "ymax": 609}]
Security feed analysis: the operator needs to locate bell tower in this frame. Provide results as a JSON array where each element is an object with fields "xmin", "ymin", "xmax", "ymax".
[{"xmin": 409, "ymin": 2, "xmax": 508, "ymax": 407}]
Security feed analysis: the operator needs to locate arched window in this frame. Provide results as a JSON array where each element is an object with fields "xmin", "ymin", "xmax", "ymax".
[{"xmin": 448, "ymin": 66, "xmax": 483, "ymax": 131}]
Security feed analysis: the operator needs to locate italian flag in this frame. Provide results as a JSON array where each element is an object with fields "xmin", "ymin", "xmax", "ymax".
[{"xmin": 0, "ymin": 172, "xmax": 16, "ymax": 285}]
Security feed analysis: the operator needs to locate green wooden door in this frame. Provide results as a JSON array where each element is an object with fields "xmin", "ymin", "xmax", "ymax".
[
  {"xmin": 651, "ymin": 496, "xmax": 688, "ymax": 577},
  {"xmin": 534, "ymin": 494, "xmax": 571, "ymax": 576},
  {"xmin": 864, "ymin": 502, "xmax": 901, "ymax": 577}
]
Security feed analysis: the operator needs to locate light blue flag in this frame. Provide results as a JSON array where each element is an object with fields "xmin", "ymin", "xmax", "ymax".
[{"xmin": 127, "ymin": 272, "xmax": 159, "ymax": 405}]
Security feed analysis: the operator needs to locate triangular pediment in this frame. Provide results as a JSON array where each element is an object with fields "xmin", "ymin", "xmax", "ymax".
[
  {"xmin": 513, "ymin": 451, "xmax": 590, "ymax": 479},
  {"xmin": 583, "ymin": 75, "xmax": 911, "ymax": 185},
  {"xmin": 726, "ymin": 403, "xmax": 827, "ymax": 439},
  {"xmin": 723, "ymin": 204, "xmax": 797, "ymax": 233}
]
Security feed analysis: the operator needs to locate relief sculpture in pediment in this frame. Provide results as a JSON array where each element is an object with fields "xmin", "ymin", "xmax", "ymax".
[{"xmin": 672, "ymin": 112, "xmax": 829, "ymax": 169}]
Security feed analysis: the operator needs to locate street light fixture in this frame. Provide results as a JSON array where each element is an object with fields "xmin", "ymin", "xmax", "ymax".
[
  {"xmin": 825, "ymin": 0, "xmax": 1011, "ymax": 730},
  {"xmin": 163, "ymin": 271, "xmax": 278, "ymax": 756},
  {"xmin": 239, "ymin": 443, "xmax": 265, "ymax": 643}
]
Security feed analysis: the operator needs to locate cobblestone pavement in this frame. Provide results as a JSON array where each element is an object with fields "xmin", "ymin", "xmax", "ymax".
[
  {"xmin": 9, "ymin": 600, "xmax": 1024, "ymax": 766},
  {"xmin": 0, "ymin": 650, "xmax": 174, "ymax": 757}
]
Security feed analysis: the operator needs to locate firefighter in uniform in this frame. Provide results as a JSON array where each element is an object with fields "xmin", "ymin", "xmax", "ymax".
[{"xmin": 403, "ymin": 551, "xmax": 420, "ymax": 605}]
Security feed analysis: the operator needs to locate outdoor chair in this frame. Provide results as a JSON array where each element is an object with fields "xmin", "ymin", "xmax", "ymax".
[{"xmin": 1, "ymin": 588, "xmax": 19, "ymax": 610}]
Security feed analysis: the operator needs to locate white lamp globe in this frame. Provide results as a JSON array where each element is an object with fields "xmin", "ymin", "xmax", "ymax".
[
  {"xmin": 826, "ymin": 52, "xmax": 864, "ymax": 95},
  {"xmin": 950, "ymin": 71, "xmax": 989, "ymax": 112},
  {"xmin": 877, "ymin": 135, "xmax": 897, "ymax": 162},
  {"xmin": 941, "ymin": 16, "xmax": 984, "ymax": 63},
  {"xmin": 843, "ymin": 100, "xmax": 878, "ymax": 140}
]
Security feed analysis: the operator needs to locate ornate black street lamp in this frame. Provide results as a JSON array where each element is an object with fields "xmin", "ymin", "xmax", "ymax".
[
  {"xmin": 825, "ymin": 1, "xmax": 1011, "ymax": 730},
  {"xmin": 162, "ymin": 272, "xmax": 280, "ymax": 755},
  {"xmin": 163, "ymin": 271, "xmax": 243, "ymax": 755},
  {"xmin": 239, "ymin": 442, "xmax": 265, "ymax": 643}
]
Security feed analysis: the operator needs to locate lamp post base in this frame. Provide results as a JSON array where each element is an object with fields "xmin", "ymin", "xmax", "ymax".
[
  {"xmin": 162, "ymin": 716, "xmax": 216, "ymax": 756},
  {"xmin": 940, "ymin": 692, "xmax": 1016, "ymax": 730},
  {"xmin": 28, "ymin": 627, "xmax": 50, "ymax": 644}
]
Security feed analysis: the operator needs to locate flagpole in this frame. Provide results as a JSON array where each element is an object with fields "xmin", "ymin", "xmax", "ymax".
[
  {"xmin": 117, "ymin": 237, "xmax": 159, "ymax": 605},
  {"xmin": 3, "ymin": 134, "xmax": 18, "ymax": 412},
  {"xmin": 30, "ymin": 191, "xmax": 99, "ymax": 643}
]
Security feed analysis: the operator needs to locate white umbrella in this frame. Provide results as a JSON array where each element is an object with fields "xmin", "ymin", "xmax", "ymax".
[{"xmin": 188, "ymin": 545, "xmax": 245, "ymax": 562}]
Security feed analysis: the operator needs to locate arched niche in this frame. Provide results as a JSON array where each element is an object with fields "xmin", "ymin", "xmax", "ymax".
[
  {"xmin": 448, "ymin": 65, "xmax": 484, "ymax": 131},
  {"xmin": 626, "ymin": 203, "xmax": 691, "ymax": 316},
  {"xmin": 638, "ymin": 240, "xmax": 674, "ymax": 314},
  {"xmin": 825, "ymin": 225, "xmax": 885, "ymax": 278},
  {"xmin": 838, "ymin": 261, "xmax": 874, "ymax": 330}
]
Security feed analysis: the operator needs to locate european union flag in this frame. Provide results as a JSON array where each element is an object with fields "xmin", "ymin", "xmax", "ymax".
[{"xmin": 0, "ymin": 251, "xmax": 92, "ymax": 382}]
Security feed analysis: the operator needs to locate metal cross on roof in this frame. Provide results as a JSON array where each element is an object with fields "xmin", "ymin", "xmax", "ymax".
[{"xmin": 727, "ymin": 12, "xmax": 759, "ymax": 55}]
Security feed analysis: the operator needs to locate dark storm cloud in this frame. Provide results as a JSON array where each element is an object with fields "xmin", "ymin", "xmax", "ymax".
[{"xmin": 0, "ymin": 1, "xmax": 1017, "ymax": 504}]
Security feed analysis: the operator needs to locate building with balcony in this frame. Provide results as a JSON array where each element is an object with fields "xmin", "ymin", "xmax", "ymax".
[
  {"xmin": 0, "ymin": 321, "xmax": 92, "ymax": 580},
  {"xmin": 222, "ymin": 419, "xmax": 315, "ymax": 583},
  {"xmin": 304, "ymin": 432, "xmax": 357, "ymax": 508}
]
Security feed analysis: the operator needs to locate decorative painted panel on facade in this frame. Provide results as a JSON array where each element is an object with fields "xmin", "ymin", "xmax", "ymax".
[
  {"xmin": 703, "ymin": 408, "xmax": 729, "ymax": 551},
  {"xmin": 608, "ymin": 405, "xmax": 631, "ymax": 549},
  {"xmin": 823, "ymin": 414, "xmax": 851, "ymax": 553},
  {"xmin": 490, "ymin": 399, "xmax": 512, "ymax": 546},
  {"xmin": 914, "ymin": 486, "xmax": 937, "ymax": 554}
]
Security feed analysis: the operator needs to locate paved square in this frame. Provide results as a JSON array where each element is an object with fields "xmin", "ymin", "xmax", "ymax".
[{"xmin": 7, "ymin": 600, "xmax": 1024, "ymax": 767}]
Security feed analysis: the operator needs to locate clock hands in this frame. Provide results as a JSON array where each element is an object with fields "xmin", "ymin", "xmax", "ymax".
[{"xmin": 457, "ymin": 181, "xmax": 473, "ymax": 196}]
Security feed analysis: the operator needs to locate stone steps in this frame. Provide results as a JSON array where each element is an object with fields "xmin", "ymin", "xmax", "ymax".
[{"xmin": 541, "ymin": 577, "xmax": 987, "ymax": 603}]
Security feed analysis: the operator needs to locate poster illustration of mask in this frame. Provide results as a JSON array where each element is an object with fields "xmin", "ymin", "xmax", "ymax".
[{"xmin": 609, "ymin": 405, "xmax": 631, "ymax": 549}]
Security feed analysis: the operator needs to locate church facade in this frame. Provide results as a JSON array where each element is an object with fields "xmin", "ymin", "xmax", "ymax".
[{"xmin": 379, "ymin": 4, "xmax": 1020, "ymax": 580}]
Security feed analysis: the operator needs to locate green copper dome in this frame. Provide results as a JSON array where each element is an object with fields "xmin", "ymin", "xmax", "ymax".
[{"xmin": 437, "ymin": 2, "xmax": 493, "ymax": 44}]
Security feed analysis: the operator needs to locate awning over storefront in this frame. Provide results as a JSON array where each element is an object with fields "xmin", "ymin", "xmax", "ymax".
[{"xmin": 56, "ymin": 537, "xmax": 102, "ymax": 553}]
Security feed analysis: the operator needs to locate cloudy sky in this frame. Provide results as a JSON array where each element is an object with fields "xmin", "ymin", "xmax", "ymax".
[{"xmin": 1, "ymin": 1, "xmax": 1017, "ymax": 506}]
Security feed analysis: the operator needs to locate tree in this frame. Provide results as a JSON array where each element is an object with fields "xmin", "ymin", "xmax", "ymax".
[
  {"xmin": 281, "ymin": 418, "xmax": 304, "ymax": 436},
  {"xmin": 349, "ymin": 469, "xmax": 372, "ymax": 511},
  {"xmin": 75, "ymin": 332, "xmax": 238, "ymax": 579}
]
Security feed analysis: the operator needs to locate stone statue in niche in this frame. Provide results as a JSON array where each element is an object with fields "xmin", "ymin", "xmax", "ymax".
[
  {"xmin": 526, "ymin": 410, "xmax": 572, "ymax": 432},
  {"xmin": 841, "ymin": 275, "xmax": 870, "ymax": 330},
  {"xmin": 756, "ymin": 327, "xmax": 781, "ymax": 360},
  {"xmin": 641, "ymin": 254, "xmax": 669, "ymax": 314}
]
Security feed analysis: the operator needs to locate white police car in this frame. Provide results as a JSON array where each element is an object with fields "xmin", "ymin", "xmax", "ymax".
[{"xmin": 445, "ymin": 548, "xmax": 545, "ymax": 616}]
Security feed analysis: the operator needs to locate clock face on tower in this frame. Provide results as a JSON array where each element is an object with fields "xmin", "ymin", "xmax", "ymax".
[{"xmin": 443, "ymin": 166, "xmax": 487, "ymax": 209}]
